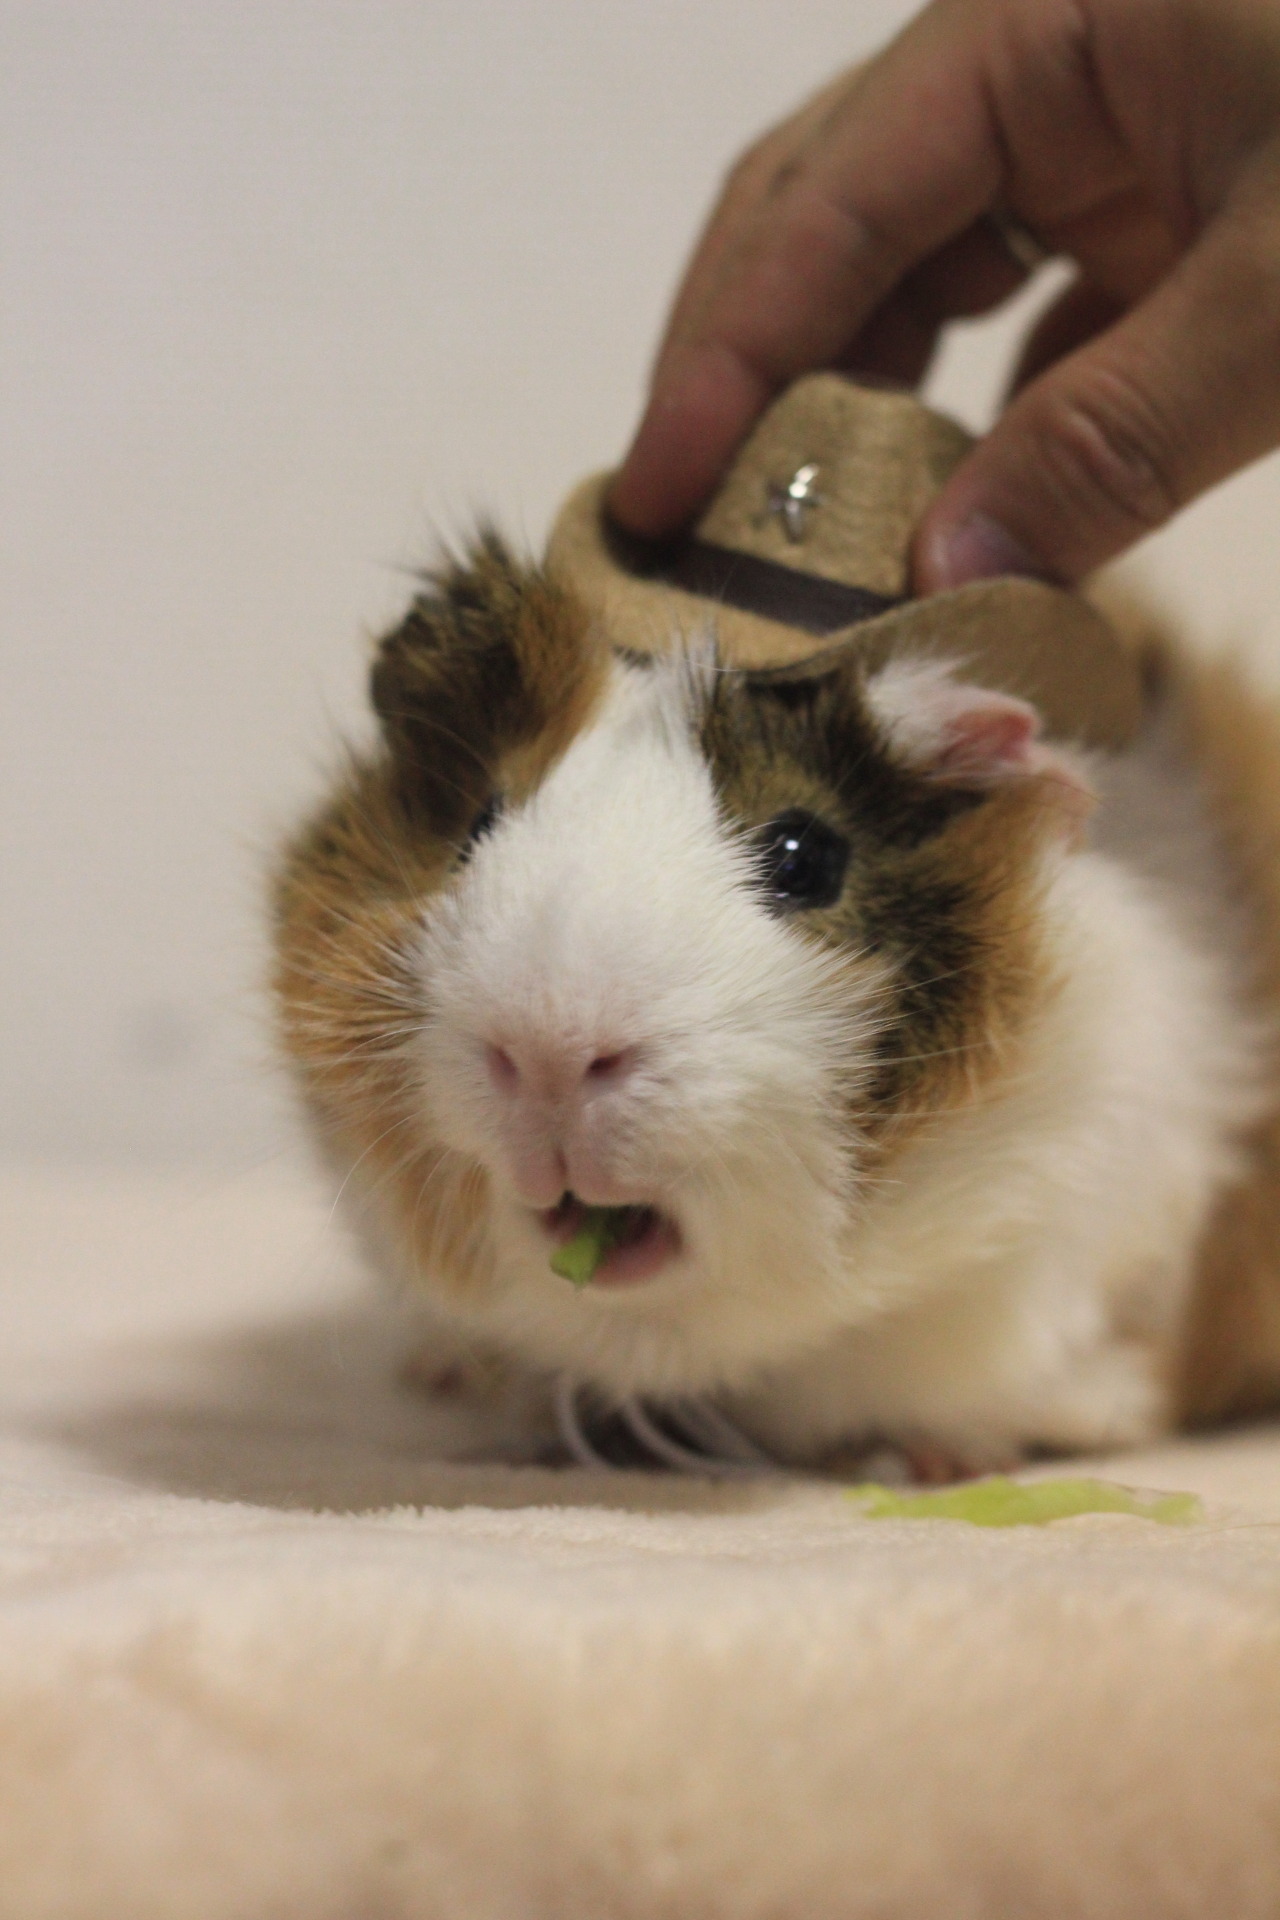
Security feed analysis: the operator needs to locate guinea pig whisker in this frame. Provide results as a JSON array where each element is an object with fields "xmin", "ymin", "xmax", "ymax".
[
  {"xmin": 324, "ymin": 1105, "xmax": 425, "ymax": 1231},
  {"xmin": 276, "ymin": 961, "xmax": 417, "ymax": 1009},
  {"xmin": 275, "ymin": 1009, "xmax": 426, "ymax": 1061},
  {"xmin": 304, "ymin": 1020, "xmax": 428, "ymax": 1058},
  {"xmin": 359, "ymin": 808, "xmax": 442, "ymax": 898},
  {"xmin": 406, "ymin": 1154, "xmax": 455, "ymax": 1290},
  {"xmin": 290, "ymin": 932, "xmax": 421, "ymax": 992},
  {"xmin": 681, "ymin": 1136, "xmax": 739, "ymax": 1198},
  {"xmin": 406, "ymin": 1150, "xmax": 491, "ymax": 1297},
  {"xmin": 283, "ymin": 1016, "xmax": 422, "ymax": 1053},
  {"xmin": 683, "ymin": 1114, "xmax": 829, "ymax": 1209},
  {"xmin": 278, "ymin": 873, "xmax": 408, "ymax": 938},
  {"xmin": 343, "ymin": 1129, "xmax": 458, "ymax": 1258},
  {"xmin": 277, "ymin": 982, "xmax": 420, "ymax": 1027},
  {"xmin": 878, "ymin": 1037, "xmax": 1001, "ymax": 1068}
]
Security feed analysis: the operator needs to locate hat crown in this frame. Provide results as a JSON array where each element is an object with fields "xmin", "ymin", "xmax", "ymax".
[
  {"xmin": 695, "ymin": 375, "xmax": 972, "ymax": 597},
  {"xmin": 544, "ymin": 376, "xmax": 1144, "ymax": 750}
]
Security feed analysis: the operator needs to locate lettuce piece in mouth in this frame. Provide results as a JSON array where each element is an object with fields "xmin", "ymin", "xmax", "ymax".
[
  {"xmin": 550, "ymin": 1205, "xmax": 632, "ymax": 1287},
  {"xmin": 847, "ymin": 1476, "xmax": 1202, "ymax": 1527}
]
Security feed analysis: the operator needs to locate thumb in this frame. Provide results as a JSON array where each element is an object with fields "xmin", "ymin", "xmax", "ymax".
[{"xmin": 914, "ymin": 175, "xmax": 1280, "ymax": 589}]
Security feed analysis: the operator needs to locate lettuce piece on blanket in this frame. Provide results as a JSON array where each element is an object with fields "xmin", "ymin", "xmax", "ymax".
[{"xmin": 849, "ymin": 1477, "xmax": 1202, "ymax": 1527}]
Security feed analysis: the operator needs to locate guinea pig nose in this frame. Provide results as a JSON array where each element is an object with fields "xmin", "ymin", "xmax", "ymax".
[
  {"xmin": 484, "ymin": 1039, "xmax": 640, "ymax": 1102},
  {"xmin": 586, "ymin": 1047, "xmax": 638, "ymax": 1082}
]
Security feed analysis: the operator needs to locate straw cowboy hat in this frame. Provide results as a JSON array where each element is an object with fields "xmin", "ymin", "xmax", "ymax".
[{"xmin": 547, "ymin": 374, "xmax": 1142, "ymax": 749}]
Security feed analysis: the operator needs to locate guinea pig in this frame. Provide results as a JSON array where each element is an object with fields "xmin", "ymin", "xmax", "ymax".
[{"xmin": 272, "ymin": 532, "xmax": 1280, "ymax": 1478}]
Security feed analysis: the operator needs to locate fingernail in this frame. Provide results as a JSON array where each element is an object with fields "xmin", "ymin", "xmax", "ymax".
[{"xmin": 930, "ymin": 511, "xmax": 1051, "ymax": 588}]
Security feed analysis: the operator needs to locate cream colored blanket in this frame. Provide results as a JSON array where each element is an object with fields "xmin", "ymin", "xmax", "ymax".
[{"xmin": 3, "ymin": 1162, "xmax": 1280, "ymax": 1919}]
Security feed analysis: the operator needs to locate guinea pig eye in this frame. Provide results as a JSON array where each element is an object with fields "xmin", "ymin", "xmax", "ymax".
[{"xmin": 755, "ymin": 810, "xmax": 849, "ymax": 912}]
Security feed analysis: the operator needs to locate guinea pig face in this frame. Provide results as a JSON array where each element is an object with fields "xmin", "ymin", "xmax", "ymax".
[
  {"xmin": 274, "ymin": 539, "xmax": 1089, "ymax": 1399},
  {"xmin": 415, "ymin": 649, "xmax": 878, "ymax": 1395}
]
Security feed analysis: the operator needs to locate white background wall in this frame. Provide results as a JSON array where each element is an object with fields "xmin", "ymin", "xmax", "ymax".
[{"xmin": 5, "ymin": 1, "xmax": 1280, "ymax": 1171}]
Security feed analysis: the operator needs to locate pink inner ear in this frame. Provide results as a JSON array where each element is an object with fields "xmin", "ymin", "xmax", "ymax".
[{"xmin": 932, "ymin": 693, "xmax": 1040, "ymax": 779}]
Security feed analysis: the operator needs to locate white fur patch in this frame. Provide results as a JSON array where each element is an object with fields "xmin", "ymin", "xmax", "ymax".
[{"xmin": 408, "ymin": 657, "xmax": 887, "ymax": 1396}]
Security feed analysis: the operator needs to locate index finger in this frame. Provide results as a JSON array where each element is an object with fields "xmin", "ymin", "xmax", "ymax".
[
  {"xmin": 609, "ymin": 9, "xmax": 1009, "ymax": 536},
  {"xmin": 651, "ymin": 65, "xmax": 866, "ymax": 378}
]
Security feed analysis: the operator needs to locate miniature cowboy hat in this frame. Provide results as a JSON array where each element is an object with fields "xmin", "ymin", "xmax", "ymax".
[{"xmin": 546, "ymin": 375, "xmax": 1143, "ymax": 750}]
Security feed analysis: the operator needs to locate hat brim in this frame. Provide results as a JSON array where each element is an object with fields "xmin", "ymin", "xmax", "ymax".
[{"xmin": 547, "ymin": 475, "xmax": 1145, "ymax": 751}]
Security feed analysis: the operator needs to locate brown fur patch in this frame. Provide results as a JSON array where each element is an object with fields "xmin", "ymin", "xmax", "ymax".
[
  {"xmin": 273, "ymin": 536, "xmax": 603, "ymax": 1299},
  {"xmin": 700, "ymin": 666, "xmax": 1067, "ymax": 1155},
  {"xmin": 370, "ymin": 531, "xmax": 606, "ymax": 843}
]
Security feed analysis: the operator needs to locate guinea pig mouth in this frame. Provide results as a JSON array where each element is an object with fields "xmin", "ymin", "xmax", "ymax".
[{"xmin": 542, "ymin": 1193, "xmax": 681, "ymax": 1286}]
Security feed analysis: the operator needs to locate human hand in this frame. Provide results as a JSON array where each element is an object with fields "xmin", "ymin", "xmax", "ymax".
[{"xmin": 609, "ymin": 0, "xmax": 1280, "ymax": 589}]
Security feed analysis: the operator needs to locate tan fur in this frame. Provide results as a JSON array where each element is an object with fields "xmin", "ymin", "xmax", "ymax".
[
  {"xmin": 1082, "ymin": 588, "xmax": 1280, "ymax": 1424},
  {"xmin": 274, "ymin": 555, "xmax": 607, "ymax": 1304},
  {"xmin": 272, "ymin": 773, "xmax": 473, "ymax": 1287},
  {"xmin": 502, "ymin": 568, "xmax": 603, "ymax": 799},
  {"xmin": 867, "ymin": 780, "xmax": 1072, "ymax": 1159}
]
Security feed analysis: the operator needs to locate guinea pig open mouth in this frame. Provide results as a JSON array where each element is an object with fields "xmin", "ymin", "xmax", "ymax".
[{"xmin": 541, "ymin": 1194, "xmax": 681, "ymax": 1286}]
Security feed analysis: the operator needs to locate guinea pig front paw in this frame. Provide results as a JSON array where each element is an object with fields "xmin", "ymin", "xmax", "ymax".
[
  {"xmin": 899, "ymin": 1437, "xmax": 1001, "ymax": 1487},
  {"xmin": 820, "ymin": 1432, "xmax": 1026, "ymax": 1487},
  {"xmin": 400, "ymin": 1342, "xmax": 517, "ymax": 1405},
  {"xmin": 399, "ymin": 1338, "xmax": 562, "ymax": 1465}
]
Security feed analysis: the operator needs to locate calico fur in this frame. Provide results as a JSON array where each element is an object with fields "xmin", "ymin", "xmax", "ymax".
[{"xmin": 273, "ymin": 537, "xmax": 1279, "ymax": 1468}]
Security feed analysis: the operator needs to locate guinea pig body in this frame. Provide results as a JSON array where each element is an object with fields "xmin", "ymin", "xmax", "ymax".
[{"xmin": 273, "ymin": 537, "xmax": 1276, "ymax": 1473}]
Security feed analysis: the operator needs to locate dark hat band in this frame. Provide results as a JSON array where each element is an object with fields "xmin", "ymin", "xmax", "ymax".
[{"xmin": 604, "ymin": 521, "xmax": 904, "ymax": 638}]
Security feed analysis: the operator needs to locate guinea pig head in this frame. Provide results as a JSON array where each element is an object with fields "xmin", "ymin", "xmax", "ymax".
[{"xmin": 273, "ymin": 535, "xmax": 1092, "ymax": 1399}]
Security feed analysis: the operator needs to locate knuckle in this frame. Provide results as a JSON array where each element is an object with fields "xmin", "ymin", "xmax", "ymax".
[
  {"xmin": 719, "ymin": 145, "xmax": 761, "ymax": 200},
  {"xmin": 721, "ymin": 126, "xmax": 793, "ymax": 200},
  {"xmin": 1034, "ymin": 369, "xmax": 1184, "ymax": 538},
  {"xmin": 831, "ymin": 191, "xmax": 906, "ymax": 285}
]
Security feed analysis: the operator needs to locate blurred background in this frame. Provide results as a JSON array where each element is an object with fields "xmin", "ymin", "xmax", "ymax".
[{"xmin": 5, "ymin": 0, "xmax": 1280, "ymax": 1175}]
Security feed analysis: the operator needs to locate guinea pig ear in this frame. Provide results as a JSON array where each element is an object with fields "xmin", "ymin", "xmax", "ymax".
[
  {"xmin": 369, "ymin": 531, "xmax": 600, "ymax": 838},
  {"xmin": 864, "ymin": 657, "xmax": 1096, "ymax": 823}
]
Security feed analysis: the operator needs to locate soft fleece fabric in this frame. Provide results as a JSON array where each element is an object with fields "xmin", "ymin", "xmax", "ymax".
[{"xmin": 3, "ymin": 1162, "xmax": 1280, "ymax": 1919}]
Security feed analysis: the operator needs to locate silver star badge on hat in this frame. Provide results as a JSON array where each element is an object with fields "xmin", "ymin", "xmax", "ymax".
[{"xmin": 764, "ymin": 462, "xmax": 824, "ymax": 543}]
